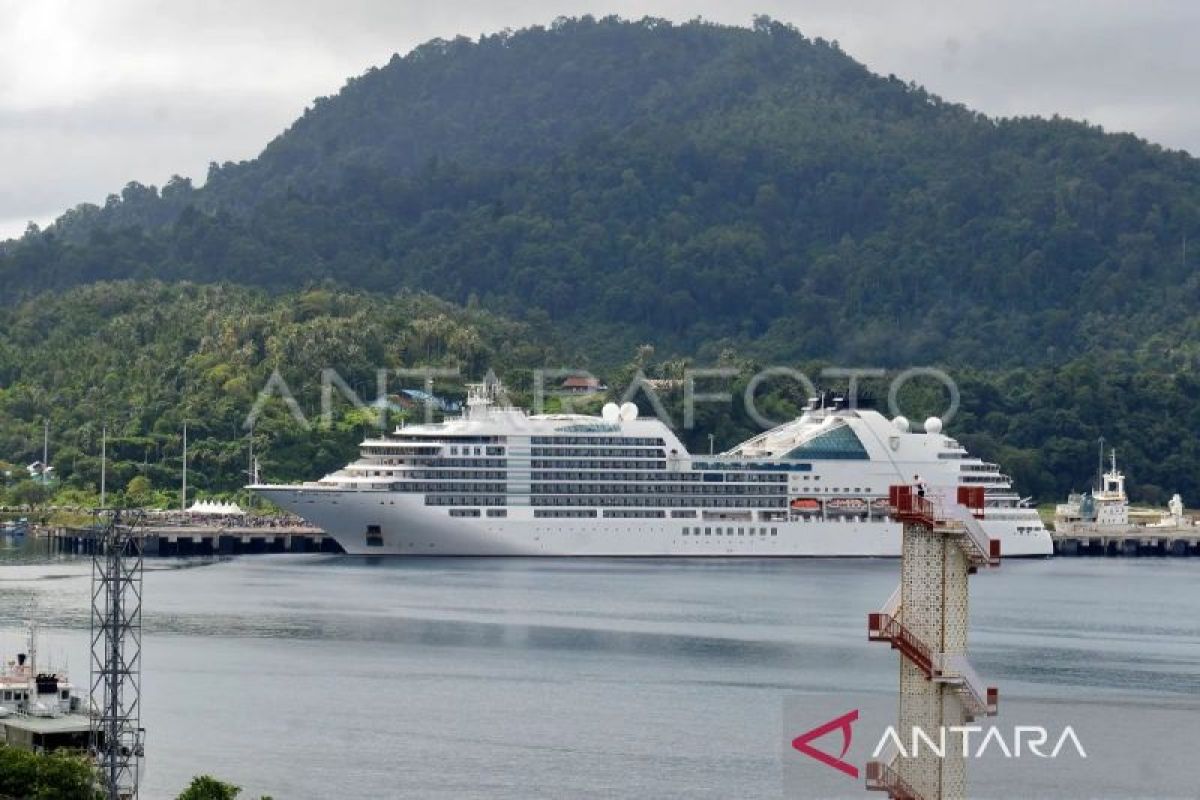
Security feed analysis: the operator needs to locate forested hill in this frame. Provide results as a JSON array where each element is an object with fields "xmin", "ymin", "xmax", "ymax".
[{"xmin": 5, "ymin": 16, "xmax": 1200, "ymax": 366}]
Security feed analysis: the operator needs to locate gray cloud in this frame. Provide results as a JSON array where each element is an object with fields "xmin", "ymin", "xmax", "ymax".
[
  {"xmin": 0, "ymin": 88, "xmax": 304, "ymax": 224},
  {"xmin": 3, "ymin": 1, "xmax": 1199, "ymax": 240}
]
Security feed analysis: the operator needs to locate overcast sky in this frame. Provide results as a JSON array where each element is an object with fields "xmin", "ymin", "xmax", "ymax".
[{"xmin": 2, "ymin": 1, "xmax": 1198, "ymax": 240}]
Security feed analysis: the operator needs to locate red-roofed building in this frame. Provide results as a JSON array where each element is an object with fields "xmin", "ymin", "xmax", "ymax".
[{"xmin": 559, "ymin": 375, "xmax": 607, "ymax": 394}]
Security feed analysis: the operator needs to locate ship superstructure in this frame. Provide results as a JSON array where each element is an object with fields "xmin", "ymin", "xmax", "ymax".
[
  {"xmin": 1055, "ymin": 448, "xmax": 1196, "ymax": 535},
  {"xmin": 251, "ymin": 383, "xmax": 1052, "ymax": 556},
  {"xmin": 1055, "ymin": 449, "xmax": 1131, "ymax": 533},
  {"xmin": 0, "ymin": 623, "xmax": 83, "ymax": 719},
  {"xmin": 0, "ymin": 622, "xmax": 92, "ymax": 754}
]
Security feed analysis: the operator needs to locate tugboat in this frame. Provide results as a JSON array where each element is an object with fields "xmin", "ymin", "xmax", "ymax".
[
  {"xmin": 1055, "ymin": 449, "xmax": 1130, "ymax": 534},
  {"xmin": 1055, "ymin": 448, "xmax": 1196, "ymax": 535}
]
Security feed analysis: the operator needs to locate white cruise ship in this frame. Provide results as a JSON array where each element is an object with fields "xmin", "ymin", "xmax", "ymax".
[{"xmin": 251, "ymin": 382, "xmax": 1052, "ymax": 557}]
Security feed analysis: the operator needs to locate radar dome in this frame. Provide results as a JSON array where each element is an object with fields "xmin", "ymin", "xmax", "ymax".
[
  {"xmin": 924, "ymin": 416, "xmax": 943, "ymax": 434},
  {"xmin": 618, "ymin": 402, "xmax": 639, "ymax": 422},
  {"xmin": 893, "ymin": 416, "xmax": 910, "ymax": 432},
  {"xmin": 601, "ymin": 403, "xmax": 620, "ymax": 424}
]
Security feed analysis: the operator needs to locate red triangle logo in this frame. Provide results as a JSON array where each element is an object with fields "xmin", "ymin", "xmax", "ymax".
[{"xmin": 791, "ymin": 709, "xmax": 860, "ymax": 779}]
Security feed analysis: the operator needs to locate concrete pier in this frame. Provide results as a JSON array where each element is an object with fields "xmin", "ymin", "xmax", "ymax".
[
  {"xmin": 1051, "ymin": 531, "xmax": 1200, "ymax": 557},
  {"xmin": 43, "ymin": 525, "xmax": 343, "ymax": 556}
]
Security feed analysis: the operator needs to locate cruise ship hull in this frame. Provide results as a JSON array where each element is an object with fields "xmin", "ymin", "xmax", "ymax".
[{"xmin": 254, "ymin": 487, "xmax": 1053, "ymax": 557}]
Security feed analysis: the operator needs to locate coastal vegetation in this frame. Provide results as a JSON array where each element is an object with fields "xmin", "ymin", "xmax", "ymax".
[
  {"xmin": 0, "ymin": 746, "xmax": 98, "ymax": 800},
  {"xmin": 176, "ymin": 775, "xmax": 272, "ymax": 800},
  {"xmin": 0, "ymin": 748, "xmax": 267, "ymax": 800},
  {"xmin": 0, "ymin": 281, "xmax": 1197, "ymax": 506},
  {"xmin": 0, "ymin": 281, "xmax": 556, "ymax": 510},
  {"xmin": 1, "ymin": 17, "xmax": 1199, "ymax": 506}
]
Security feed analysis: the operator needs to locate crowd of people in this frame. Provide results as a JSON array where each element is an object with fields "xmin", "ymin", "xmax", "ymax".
[{"xmin": 143, "ymin": 510, "xmax": 312, "ymax": 529}]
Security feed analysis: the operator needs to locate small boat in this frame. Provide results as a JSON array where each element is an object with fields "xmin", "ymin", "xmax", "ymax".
[{"xmin": 789, "ymin": 498, "xmax": 821, "ymax": 512}]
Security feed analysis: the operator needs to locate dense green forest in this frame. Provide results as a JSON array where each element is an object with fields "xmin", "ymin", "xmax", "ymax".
[
  {"xmin": 0, "ymin": 282, "xmax": 558, "ymax": 508},
  {"xmin": 1, "ymin": 17, "xmax": 1199, "ymax": 508},
  {"xmin": 4, "ymin": 16, "xmax": 1199, "ymax": 365},
  {"xmin": 0, "ymin": 281, "xmax": 1197, "ymax": 507}
]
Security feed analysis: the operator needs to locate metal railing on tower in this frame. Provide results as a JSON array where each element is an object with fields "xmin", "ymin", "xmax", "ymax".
[{"xmin": 865, "ymin": 485, "xmax": 1000, "ymax": 800}]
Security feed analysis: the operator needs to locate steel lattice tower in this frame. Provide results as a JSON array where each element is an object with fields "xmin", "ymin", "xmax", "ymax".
[{"xmin": 90, "ymin": 510, "xmax": 146, "ymax": 800}]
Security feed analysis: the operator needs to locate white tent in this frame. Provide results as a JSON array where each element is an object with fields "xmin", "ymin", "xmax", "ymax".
[{"xmin": 187, "ymin": 499, "xmax": 245, "ymax": 516}]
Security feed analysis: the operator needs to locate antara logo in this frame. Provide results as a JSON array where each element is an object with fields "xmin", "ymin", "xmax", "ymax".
[
  {"xmin": 791, "ymin": 709, "xmax": 860, "ymax": 779},
  {"xmin": 791, "ymin": 710, "xmax": 1088, "ymax": 779},
  {"xmin": 871, "ymin": 725, "xmax": 1088, "ymax": 759}
]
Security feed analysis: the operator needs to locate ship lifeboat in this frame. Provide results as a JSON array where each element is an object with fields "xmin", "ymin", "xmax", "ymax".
[
  {"xmin": 789, "ymin": 498, "xmax": 821, "ymax": 512},
  {"xmin": 827, "ymin": 497, "xmax": 868, "ymax": 513}
]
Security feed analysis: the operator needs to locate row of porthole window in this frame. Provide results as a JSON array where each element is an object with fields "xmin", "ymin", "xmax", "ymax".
[
  {"xmin": 684, "ymin": 527, "xmax": 778, "ymax": 537},
  {"xmin": 602, "ymin": 510, "xmax": 667, "ymax": 519}
]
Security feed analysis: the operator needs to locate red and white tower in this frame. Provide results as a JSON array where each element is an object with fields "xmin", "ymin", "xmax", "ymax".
[{"xmin": 866, "ymin": 486, "xmax": 1000, "ymax": 800}]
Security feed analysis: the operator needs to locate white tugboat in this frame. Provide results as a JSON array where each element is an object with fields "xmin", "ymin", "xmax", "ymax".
[
  {"xmin": 1055, "ymin": 449, "xmax": 1131, "ymax": 533},
  {"xmin": 1055, "ymin": 448, "xmax": 1196, "ymax": 535}
]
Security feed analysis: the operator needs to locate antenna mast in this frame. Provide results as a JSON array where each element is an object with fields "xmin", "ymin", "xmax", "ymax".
[
  {"xmin": 100, "ymin": 426, "xmax": 107, "ymax": 509},
  {"xmin": 181, "ymin": 422, "xmax": 188, "ymax": 512}
]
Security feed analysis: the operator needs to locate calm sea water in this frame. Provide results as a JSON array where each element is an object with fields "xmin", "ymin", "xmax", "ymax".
[{"xmin": 1, "ymin": 535, "xmax": 1198, "ymax": 799}]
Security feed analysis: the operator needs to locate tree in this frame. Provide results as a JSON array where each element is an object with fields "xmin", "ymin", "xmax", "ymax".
[
  {"xmin": 7, "ymin": 479, "xmax": 51, "ymax": 510},
  {"xmin": 0, "ymin": 746, "xmax": 99, "ymax": 800},
  {"xmin": 175, "ymin": 774, "xmax": 273, "ymax": 800},
  {"xmin": 125, "ymin": 475, "xmax": 154, "ymax": 508},
  {"xmin": 176, "ymin": 775, "xmax": 242, "ymax": 800}
]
